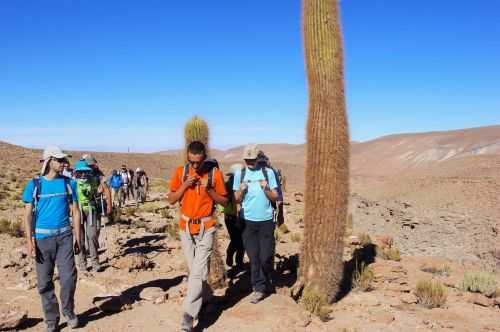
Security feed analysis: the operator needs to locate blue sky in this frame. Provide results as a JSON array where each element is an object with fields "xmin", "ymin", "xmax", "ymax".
[{"xmin": 1, "ymin": 0, "xmax": 499, "ymax": 152}]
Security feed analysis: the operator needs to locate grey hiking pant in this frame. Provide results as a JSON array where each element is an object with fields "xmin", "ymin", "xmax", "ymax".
[
  {"xmin": 79, "ymin": 207, "xmax": 101, "ymax": 265},
  {"xmin": 35, "ymin": 231, "xmax": 77, "ymax": 328},
  {"xmin": 180, "ymin": 225, "xmax": 215, "ymax": 319}
]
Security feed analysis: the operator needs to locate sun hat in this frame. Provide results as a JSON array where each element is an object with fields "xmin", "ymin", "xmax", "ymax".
[
  {"xmin": 74, "ymin": 160, "xmax": 92, "ymax": 172},
  {"xmin": 40, "ymin": 145, "xmax": 71, "ymax": 175},
  {"xmin": 242, "ymin": 144, "xmax": 259, "ymax": 160}
]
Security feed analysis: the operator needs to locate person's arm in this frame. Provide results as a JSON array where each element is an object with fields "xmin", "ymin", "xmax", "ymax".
[
  {"xmin": 234, "ymin": 182, "xmax": 247, "ymax": 203},
  {"xmin": 207, "ymin": 188, "xmax": 228, "ymax": 207},
  {"xmin": 260, "ymin": 169, "xmax": 279, "ymax": 202},
  {"xmin": 23, "ymin": 204, "xmax": 36, "ymax": 258},
  {"xmin": 167, "ymin": 175, "xmax": 197, "ymax": 204},
  {"xmin": 71, "ymin": 201, "xmax": 81, "ymax": 254}
]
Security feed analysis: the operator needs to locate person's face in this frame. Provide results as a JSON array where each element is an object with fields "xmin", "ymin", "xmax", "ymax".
[
  {"xmin": 49, "ymin": 157, "xmax": 66, "ymax": 173},
  {"xmin": 244, "ymin": 159, "xmax": 257, "ymax": 169},
  {"xmin": 187, "ymin": 152, "xmax": 205, "ymax": 170}
]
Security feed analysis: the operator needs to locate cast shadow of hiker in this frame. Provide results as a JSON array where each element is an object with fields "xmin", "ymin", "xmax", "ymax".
[
  {"xmin": 335, "ymin": 243, "xmax": 377, "ymax": 302},
  {"xmin": 78, "ymin": 275, "xmax": 184, "ymax": 328},
  {"xmin": 17, "ymin": 317, "xmax": 44, "ymax": 330},
  {"xmin": 194, "ymin": 254, "xmax": 298, "ymax": 331}
]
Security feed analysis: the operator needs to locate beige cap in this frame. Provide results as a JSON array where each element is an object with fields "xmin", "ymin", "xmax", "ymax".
[
  {"xmin": 40, "ymin": 146, "xmax": 71, "ymax": 175},
  {"xmin": 82, "ymin": 154, "xmax": 98, "ymax": 166},
  {"xmin": 242, "ymin": 144, "xmax": 259, "ymax": 160}
]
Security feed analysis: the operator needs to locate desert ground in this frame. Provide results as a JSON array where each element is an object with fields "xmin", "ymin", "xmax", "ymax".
[{"xmin": 1, "ymin": 125, "xmax": 499, "ymax": 331}]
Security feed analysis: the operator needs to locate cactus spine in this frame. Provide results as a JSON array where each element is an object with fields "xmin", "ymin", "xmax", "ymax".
[
  {"xmin": 183, "ymin": 116, "xmax": 226, "ymax": 289},
  {"xmin": 299, "ymin": 0, "xmax": 350, "ymax": 302}
]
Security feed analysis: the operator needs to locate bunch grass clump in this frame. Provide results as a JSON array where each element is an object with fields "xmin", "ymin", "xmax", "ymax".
[
  {"xmin": 291, "ymin": 233, "xmax": 302, "ymax": 243},
  {"xmin": 352, "ymin": 261, "xmax": 374, "ymax": 291},
  {"xmin": 0, "ymin": 218, "xmax": 24, "ymax": 237},
  {"xmin": 415, "ymin": 279, "xmax": 448, "ymax": 309},
  {"xmin": 299, "ymin": 287, "xmax": 331, "ymax": 322},
  {"xmin": 358, "ymin": 233, "xmax": 372, "ymax": 247},
  {"xmin": 458, "ymin": 272, "xmax": 498, "ymax": 297},
  {"xmin": 421, "ymin": 264, "xmax": 451, "ymax": 277}
]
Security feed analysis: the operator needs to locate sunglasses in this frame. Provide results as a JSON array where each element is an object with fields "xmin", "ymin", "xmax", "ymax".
[{"xmin": 52, "ymin": 157, "xmax": 67, "ymax": 163}]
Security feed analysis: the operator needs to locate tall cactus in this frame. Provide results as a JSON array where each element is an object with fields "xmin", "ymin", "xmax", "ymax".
[
  {"xmin": 183, "ymin": 116, "xmax": 226, "ymax": 289},
  {"xmin": 299, "ymin": 0, "xmax": 350, "ymax": 302},
  {"xmin": 183, "ymin": 116, "xmax": 210, "ymax": 162}
]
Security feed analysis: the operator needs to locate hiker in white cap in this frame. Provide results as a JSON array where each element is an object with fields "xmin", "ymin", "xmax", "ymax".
[
  {"xmin": 22, "ymin": 146, "xmax": 81, "ymax": 332},
  {"xmin": 233, "ymin": 144, "xmax": 279, "ymax": 304}
]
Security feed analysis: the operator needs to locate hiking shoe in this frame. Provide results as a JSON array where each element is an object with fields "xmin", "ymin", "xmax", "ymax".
[
  {"xmin": 44, "ymin": 323, "xmax": 59, "ymax": 332},
  {"xmin": 180, "ymin": 312, "xmax": 194, "ymax": 332},
  {"xmin": 64, "ymin": 314, "xmax": 79, "ymax": 329},
  {"xmin": 250, "ymin": 291, "xmax": 266, "ymax": 304}
]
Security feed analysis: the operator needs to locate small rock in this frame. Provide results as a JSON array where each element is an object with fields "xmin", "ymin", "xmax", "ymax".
[
  {"xmin": 0, "ymin": 310, "xmax": 28, "ymax": 330},
  {"xmin": 93, "ymin": 294, "xmax": 132, "ymax": 313},
  {"xmin": 494, "ymin": 297, "xmax": 500, "ymax": 307},
  {"xmin": 348, "ymin": 235, "xmax": 361, "ymax": 245},
  {"xmin": 139, "ymin": 287, "xmax": 166, "ymax": 302},
  {"xmin": 400, "ymin": 293, "xmax": 418, "ymax": 304},
  {"xmin": 467, "ymin": 293, "xmax": 494, "ymax": 307},
  {"xmin": 112, "ymin": 253, "xmax": 154, "ymax": 272}
]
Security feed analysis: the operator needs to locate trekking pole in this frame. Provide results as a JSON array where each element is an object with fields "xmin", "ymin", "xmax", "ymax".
[{"xmin": 99, "ymin": 195, "xmax": 108, "ymax": 251}]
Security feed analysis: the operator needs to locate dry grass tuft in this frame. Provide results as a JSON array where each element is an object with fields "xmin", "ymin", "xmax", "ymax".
[
  {"xmin": 299, "ymin": 287, "xmax": 331, "ymax": 322},
  {"xmin": 415, "ymin": 279, "xmax": 447, "ymax": 308},
  {"xmin": 458, "ymin": 272, "xmax": 498, "ymax": 297}
]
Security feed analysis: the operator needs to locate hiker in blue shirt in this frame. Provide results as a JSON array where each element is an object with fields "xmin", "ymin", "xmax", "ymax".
[
  {"xmin": 108, "ymin": 169, "xmax": 123, "ymax": 208},
  {"xmin": 22, "ymin": 146, "xmax": 81, "ymax": 332},
  {"xmin": 234, "ymin": 144, "xmax": 279, "ymax": 304}
]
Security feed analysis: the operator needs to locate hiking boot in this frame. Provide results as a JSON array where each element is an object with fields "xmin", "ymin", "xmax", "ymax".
[
  {"xmin": 180, "ymin": 312, "xmax": 194, "ymax": 332},
  {"xmin": 44, "ymin": 322, "xmax": 59, "ymax": 332},
  {"xmin": 250, "ymin": 291, "xmax": 266, "ymax": 304},
  {"xmin": 64, "ymin": 314, "xmax": 79, "ymax": 329}
]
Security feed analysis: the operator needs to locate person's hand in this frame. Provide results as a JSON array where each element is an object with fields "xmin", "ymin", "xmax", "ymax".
[
  {"xmin": 240, "ymin": 182, "xmax": 248, "ymax": 192},
  {"xmin": 183, "ymin": 175, "xmax": 199, "ymax": 188},
  {"xmin": 74, "ymin": 238, "xmax": 81, "ymax": 255},
  {"xmin": 27, "ymin": 237, "xmax": 36, "ymax": 258},
  {"xmin": 260, "ymin": 180, "xmax": 269, "ymax": 191}
]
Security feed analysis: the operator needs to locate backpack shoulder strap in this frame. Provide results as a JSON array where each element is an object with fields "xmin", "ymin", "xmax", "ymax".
[
  {"xmin": 208, "ymin": 167, "xmax": 217, "ymax": 188},
  {"xmin": 261, "ymin": 167, "xmax": 269, "ymax": 184},
  {"xmin": 182, "ymin": 163, "xmax": 190, "ymax": 182},
  {"xmin": 240, "ymin": 168, "xmax": 246, "ymax": 184},
  {"xmin": 32, "ymin": 177, "xmax": 41, "ymax": 206}
]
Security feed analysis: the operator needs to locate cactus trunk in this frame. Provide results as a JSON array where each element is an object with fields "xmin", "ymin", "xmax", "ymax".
[
  {"xmin": 183, "ymin": 116, "xmax": 226, "ymax": 289},
  {"xmin": 299, "ymin": 0, "xmax": 350, "ymax": 302}
]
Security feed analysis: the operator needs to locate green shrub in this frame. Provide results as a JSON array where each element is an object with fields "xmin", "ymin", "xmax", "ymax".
[
  {"xmin": 352, "ymin": 262, "xmax": 374, "ymax": 291},
  {"xmin": 299, "ymin": 287, "xmax": 330, "ymax": 321},
  {"xmin": 291, "ymin": 233, "xmax": 302, "ymax": 243},
  {"xmin": 458, "ymin": 272, "xmax": 498, "ymax": 297},
  {"xmin": 415, "ymin": 279, "xmax": 447, "ymax": 309}
]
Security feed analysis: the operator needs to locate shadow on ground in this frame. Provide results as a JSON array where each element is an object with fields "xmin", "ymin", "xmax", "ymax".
[{"xmin": 79, "ymin": 276, "xmax": 184, "ymax": 328}]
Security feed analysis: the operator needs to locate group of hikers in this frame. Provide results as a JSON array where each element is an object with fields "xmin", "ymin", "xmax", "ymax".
[{"xmin": 22, "ymin": 142, "xmax": 285, "ymax": 332}]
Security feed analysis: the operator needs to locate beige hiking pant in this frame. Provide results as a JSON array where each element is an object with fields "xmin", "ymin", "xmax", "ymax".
[{"xmin": 180, "ymin": 225, "xmax": 215, "ymax": 319}]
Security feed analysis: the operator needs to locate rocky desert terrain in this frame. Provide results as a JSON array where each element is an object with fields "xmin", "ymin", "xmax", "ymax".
[{"xmin": 1, "ymin": 125, "xmax": 499, "ymax": 331}]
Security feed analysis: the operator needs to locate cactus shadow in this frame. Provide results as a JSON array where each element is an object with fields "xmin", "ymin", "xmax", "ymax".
[{"xmin": 336, "ymin": 244, "xmax": 377, "ymax": 301}]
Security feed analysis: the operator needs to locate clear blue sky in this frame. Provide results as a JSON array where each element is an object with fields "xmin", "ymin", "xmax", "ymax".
[{"xmin": 1, "ymin": 0, "xmax": 499, "ymax": 152}]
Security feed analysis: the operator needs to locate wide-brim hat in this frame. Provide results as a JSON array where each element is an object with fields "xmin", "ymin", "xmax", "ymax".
[{"xmin": 40, "ymin": 145, "xmax": 71, "ymax": 175}]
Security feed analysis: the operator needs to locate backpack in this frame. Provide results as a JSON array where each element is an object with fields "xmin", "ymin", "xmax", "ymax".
[
  {"xmin": 31, "ymin": 176, "xmax": 73, "ymax": 234},
  {"xmin": 182, "ymin": 159, "xmax": 219, "ymax": 189},
  {"xmin": 239, "ymin": 166, "xmax": 277, "ymax": 209},
  {"xmin": 76, "ymin": 176, "xmax": 99, "ymax": 209}
]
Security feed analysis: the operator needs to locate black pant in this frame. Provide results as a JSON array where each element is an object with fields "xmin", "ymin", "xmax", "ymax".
[
  {"xmin": 225, "ymin": 215, "xmax": 244, "ymax": 266},
  {"xmin": 242, "ymin": 219, "xmax": 275, "ymax": 293}
]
